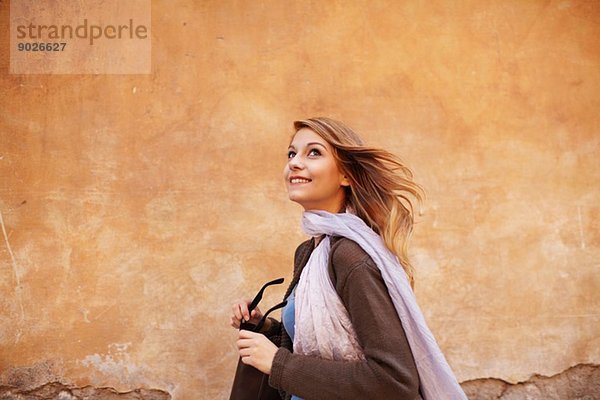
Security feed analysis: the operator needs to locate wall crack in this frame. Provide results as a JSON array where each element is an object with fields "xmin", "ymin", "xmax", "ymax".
[
  {"xmin": 0, "ymin": 381, "xmax": 171, "ymax": 400},
  {"xmin": 461, "ymin": 363, "xmax": 599, "ymax": 399}
]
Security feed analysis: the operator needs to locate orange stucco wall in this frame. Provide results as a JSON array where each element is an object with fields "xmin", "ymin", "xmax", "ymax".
[{"xmin": 1, "ymin": 1, "xmax": 598, "ymax": 398}]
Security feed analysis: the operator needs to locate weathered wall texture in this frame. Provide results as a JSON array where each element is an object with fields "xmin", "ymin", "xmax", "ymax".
[{"xmin": 1, "ymin": 0, "xmax": 598, "ymax": 398}]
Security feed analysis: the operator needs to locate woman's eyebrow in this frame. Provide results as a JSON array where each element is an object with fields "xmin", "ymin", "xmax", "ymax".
[{"xmin": 287, "ymin": 142, "xmax": 327, "ymax": 150}]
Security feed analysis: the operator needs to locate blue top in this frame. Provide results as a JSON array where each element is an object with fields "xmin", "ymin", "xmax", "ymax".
[
  {"xmin": 282, "ymin": 285, "xmax": 296, "ymax": 341},
  {"xmin": 281, "ymin": 285, "xmax": 303, "ymax": 400}
]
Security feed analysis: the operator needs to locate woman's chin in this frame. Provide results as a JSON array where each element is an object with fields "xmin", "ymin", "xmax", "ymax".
[{"xmin": 288, "ymin": 196, "xmax": 309, "ymax": 209}]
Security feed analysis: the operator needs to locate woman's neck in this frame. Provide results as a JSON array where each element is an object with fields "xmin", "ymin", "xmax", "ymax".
[{"xmin": 313, "ymin": 234, "xmax": 325, "ymax": 247}]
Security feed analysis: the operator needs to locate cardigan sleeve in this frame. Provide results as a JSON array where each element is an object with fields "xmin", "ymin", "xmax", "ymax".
[{"xmin": 269, "ymin": 238, "xmax": 422, "ymax": 400}]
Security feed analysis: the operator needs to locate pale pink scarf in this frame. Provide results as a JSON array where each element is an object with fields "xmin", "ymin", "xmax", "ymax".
[{"xmin": 294, "ymin": 209, "xmax": 467, "ymax": 400}]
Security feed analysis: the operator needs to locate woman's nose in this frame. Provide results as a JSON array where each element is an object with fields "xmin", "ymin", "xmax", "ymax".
[{"xmin": 288, "ymin": 154, "xmax": 303, "ymax": 169}]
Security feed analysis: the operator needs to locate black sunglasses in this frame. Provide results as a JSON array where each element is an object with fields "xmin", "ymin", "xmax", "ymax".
[{"xmin": 240, "ymin": 277, "xmax": 288, "ymax": 332}]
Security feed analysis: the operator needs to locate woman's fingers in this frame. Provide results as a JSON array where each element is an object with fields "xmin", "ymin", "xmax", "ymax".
[
  {"xmin": 231, "ymin": 299, "xmax": 265, "ymax": 330},
  {"xmin": 236, "ymin": 337, "xmax": 254, "ymax": 349},
  {"xmin": 252, "ymin": 307, "xmax": 264, "ymax": 321},
  {"xmin": 231, "ymin": 298, "xmax": 252, "ymax": 326},
  {"xmin": 231, "ymin": 302, "xmax": 242, "ymax": 321},
  {"xmin": 235, "ymin": 330, "xmax": 277, "ymax": 374},
  {"xmin": 238, "ymin": 348, "xmax": 251, "ymax": 357},
  {"xmin": 239, "ymin": 300, "xmax": 249, "ymax": 320},
  {"xmin": 239, "ymin": 329, "xmax": 259, "ymax": 339},
  {"xmin": 238, "ymin": 299, "xmax": 250, "ymax": 321},
  {"xmin": 236, "ymin": 334, "xmax": 256, "ymax": 360}
]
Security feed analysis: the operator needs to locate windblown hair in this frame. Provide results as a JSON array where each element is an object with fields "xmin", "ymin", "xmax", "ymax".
[{"xmin": 292, "ymin": 117, "xmax": 426, "ymax": 289}]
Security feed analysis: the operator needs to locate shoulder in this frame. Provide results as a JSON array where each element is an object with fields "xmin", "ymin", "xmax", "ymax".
[
  {"xmin": 330, "ymin": 236, "xmax": 373, "ymax": 269},
  {"xmin": 328, "ymin": 236, "xmax": 379, "ymax": 288}
]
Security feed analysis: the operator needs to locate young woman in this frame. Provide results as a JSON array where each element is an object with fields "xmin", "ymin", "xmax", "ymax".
[{"xmin": 231, "ymin": 117, "xmax": 466, "ymax": 400}]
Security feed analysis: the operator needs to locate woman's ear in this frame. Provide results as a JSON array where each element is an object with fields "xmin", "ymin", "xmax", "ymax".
[{"xmin": 340, "ymin": 175, "xmax": 351, "ymax": 187}]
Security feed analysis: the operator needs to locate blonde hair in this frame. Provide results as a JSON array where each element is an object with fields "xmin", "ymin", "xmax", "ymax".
[{"xmin": 292, "ymin": 117, "xmax": 426, "ymax": 289}]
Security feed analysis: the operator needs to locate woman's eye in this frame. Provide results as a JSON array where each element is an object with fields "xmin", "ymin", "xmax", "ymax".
[{"xmin": 287, "ymin": 149, "xmax": 320, "ymax": 159}]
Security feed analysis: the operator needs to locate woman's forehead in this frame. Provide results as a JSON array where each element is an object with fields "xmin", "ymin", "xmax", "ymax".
[{"xmin": 289, "ymin": 128, "xmax": 328, "ymax": 147}]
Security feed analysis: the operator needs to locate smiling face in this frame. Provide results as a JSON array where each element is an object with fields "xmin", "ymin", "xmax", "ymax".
[{"xmin": 283, "ymin": 128, "xmax": 350, "ymax": 213}]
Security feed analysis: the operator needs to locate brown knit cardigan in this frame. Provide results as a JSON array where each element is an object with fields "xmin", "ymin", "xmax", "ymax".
[{"xmin": 261, "ymin": 235, "xmax": 424, "ymax": 400}]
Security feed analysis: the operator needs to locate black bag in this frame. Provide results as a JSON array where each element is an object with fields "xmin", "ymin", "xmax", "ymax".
[{"xmin": 229, "ymin": 278, "xmax": 288, "ymax": 400}]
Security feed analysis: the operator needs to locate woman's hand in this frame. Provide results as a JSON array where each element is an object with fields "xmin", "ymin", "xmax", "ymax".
[
  {"xmin": 230, "ymin": 298, "xmax": 264, "ymax": 329},
  {"xmin": 236, "ymin": 329, "xmax": 278, "ymax": 375}
]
